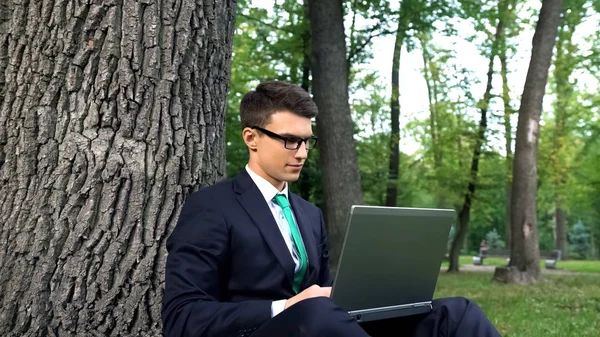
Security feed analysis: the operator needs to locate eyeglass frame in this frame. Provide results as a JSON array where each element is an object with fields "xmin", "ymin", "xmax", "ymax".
[{"xmin": 251, "ymin": 126, "xmax": 318, "ymax": 150}]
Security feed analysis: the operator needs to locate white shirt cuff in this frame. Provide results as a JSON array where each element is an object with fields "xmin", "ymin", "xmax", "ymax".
[{"xmin": 271, "ymin": 299, "xmax": 287, "ymax": 317}]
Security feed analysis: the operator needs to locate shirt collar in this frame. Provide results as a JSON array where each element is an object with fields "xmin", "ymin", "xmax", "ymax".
[{"xmin": 245, "ymin": 164, "xmax": 289, "ymax": 204}]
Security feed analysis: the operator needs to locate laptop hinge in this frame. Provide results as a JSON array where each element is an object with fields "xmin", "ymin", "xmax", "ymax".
[{"xmin": 348, "ymin": 301, "xmax": 432, "ymax": 315}]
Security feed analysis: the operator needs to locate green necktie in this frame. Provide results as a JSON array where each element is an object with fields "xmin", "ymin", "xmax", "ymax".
[{"xmin": 273, "ymin": 194, "xmax": 308, "ymax": 293}]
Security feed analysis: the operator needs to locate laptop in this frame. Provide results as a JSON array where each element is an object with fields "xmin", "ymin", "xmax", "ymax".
[{"xmin": 329, "ymin": 205, "xmax": 455, "ymax": 323}]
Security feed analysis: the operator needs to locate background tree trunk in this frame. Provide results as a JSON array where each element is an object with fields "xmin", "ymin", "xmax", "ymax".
[
  {"xmin": 493, "ymin": 0, "xmax": 562, "ymax": 284},
  {"xmin": 385, "ymin": 0, "xmax": 420, "ymax": 207},
  {"xmin": 0, "ymin": 1, "xmax": 235, "ymax": 335},
  {"xmin": 591, "ymin": 234, "xmax": 597, "ymax": 259},
  {"xmin": 447, "ymin": 16, "xmax": 501, "ymax": 273},
  {"xmin": 499, "ymin": 0, "xmax": 515, "ymax": 250},
  {"xmin": 501, "ymin": 54, "xmax": 513, "ymax": 250},
  {"xmin": 293, "ymin": 0, "xmax": 313, "ymax": 202},
  {"xmin": 555, "ymin": 206, "xmax": 568, "ymax": 258},
  {"xmin": 550, "ymin": 0, "xmax": 585, "ymax": 260},
  {"xmin": 420, "ymin": 33, "xmax": 444, "ymax": 208},
  {"xmin": 308, "ymin": 0, "xmax": 364, "ymax": 273},
  {"xmin": 385, "ymin": 18, "xmax": 403, "ymax": 207}
]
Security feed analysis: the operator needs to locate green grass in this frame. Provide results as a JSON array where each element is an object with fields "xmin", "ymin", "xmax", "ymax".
[
  {"xmin": 441, "ymin": 256, "xmax": 600, "ymax": 273},
  {"xmin": 433, "ymin": 271, "xmax": 600, "ymax": 337},
  {"xmin": 557, "ymin": 259, "xmax": 600, "ymax": 273}
]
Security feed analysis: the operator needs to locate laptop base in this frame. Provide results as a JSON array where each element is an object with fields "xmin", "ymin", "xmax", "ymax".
[{"xmin": 350, "ymin": 302, "xmax": 433, "ymax": 323}]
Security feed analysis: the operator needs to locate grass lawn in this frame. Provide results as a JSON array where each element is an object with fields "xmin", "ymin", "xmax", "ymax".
[
  {"xmin": 441, "ymin": 255, "xmax": 600, "ymax": 274},
  {"xmin": 434, "ymin": 270, "xmax": 600, "ymax": 337},
  {"xmin": 557, "ymin": 259, "xmax": 600, "ymax": 273}
]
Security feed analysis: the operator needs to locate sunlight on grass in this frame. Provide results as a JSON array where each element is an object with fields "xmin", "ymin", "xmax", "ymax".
[{"xmin": 434, "ymin": 271, "xmax": 600, "ymax": 337}]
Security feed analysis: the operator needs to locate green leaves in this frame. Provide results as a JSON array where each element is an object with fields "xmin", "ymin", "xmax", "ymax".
[
  {"xmin": 227, "ymin": 0, "xmax": 309, "ymax": 177},
  {"xmin": 229, "ymin": 0, "xmax": 600, "ymax": 258}
]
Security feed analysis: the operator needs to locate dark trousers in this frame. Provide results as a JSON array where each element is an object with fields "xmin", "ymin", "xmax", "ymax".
[{"xmin": 251, "ymin": 296, "xmax": 501, "ymax": 337}]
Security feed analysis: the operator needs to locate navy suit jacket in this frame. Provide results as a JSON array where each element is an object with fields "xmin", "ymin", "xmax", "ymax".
[{"xmin": 162, "ymin": 169, "xmax": 334, "ymax": 337}]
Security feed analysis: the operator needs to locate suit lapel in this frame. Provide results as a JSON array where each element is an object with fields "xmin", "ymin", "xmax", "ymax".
[{"xmin": 234, "ymin": 170, "xmax": 295, "ymax": 285}]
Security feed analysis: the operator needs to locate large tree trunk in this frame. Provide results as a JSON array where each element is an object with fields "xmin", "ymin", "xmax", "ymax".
[
  {"xmin": 447, "ymin": 15, "xmax": 501, "ymax": 273},
  {"xmin": 308, "ymin": 0, "xmax": 364, "ymax": 273},
  {"xmin": 0, "ymin": 1, "xmax": 234, "ymax": 335},
  {"xmin": 493, "ymin": 0, "xmax": 562, "ymax": 284},
  {"xmin": 0, "ymin": 1, "xmax": 12, "ymax": 96}
]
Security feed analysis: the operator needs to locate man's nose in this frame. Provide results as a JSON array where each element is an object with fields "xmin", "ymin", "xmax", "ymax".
[{"xmin": 294, "ymin": 141, "xmax": 309, "ymax": 159}]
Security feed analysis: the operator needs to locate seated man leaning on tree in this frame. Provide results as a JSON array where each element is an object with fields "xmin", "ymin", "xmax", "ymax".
[{"xmin": 161, "ymin": 80, "xmax": 502, "ymax": 337}]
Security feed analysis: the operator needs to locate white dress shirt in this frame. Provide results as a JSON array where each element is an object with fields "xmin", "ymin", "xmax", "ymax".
[{"xmin": 245, "ymin": 165, "xmax": 301, "ymax": 317}]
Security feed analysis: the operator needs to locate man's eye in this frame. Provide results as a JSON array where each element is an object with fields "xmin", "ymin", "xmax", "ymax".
[{"xmin": 287, "ymin": 138, "xmax": 302, "ymax": 144}]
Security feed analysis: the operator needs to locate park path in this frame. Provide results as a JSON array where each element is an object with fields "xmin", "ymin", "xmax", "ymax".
[{"xmin": 444, "ymin": 264, "xmax": 600, "ymax": 276}]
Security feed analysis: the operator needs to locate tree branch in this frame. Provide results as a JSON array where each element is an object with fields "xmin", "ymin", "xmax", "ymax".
[
  {"xmin": 238, "ymin": 12, "xmax": 296, "ymax": 34},
  {"xmin": 348, "ymin": 26, "xmax": 394, "ymax": 64}
]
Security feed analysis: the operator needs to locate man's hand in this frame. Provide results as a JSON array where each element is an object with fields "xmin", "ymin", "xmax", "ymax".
[{"xmin": 284, "ymin": 285, "xmax": 332, "ymax": 310}]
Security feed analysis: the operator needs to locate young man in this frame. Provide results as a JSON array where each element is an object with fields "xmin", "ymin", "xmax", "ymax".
[{"xmin": 161, "ymin": 81, "xmax": 502, "ymax": 337}]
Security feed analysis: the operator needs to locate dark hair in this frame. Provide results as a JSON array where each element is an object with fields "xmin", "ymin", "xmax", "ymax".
[{"xmin": 239, "ymin": 80, "xmax": 318, "ymax": 129}]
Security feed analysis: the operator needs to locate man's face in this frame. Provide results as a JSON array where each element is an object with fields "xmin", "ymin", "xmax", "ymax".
[{"xmin": 245, "ymin": 111, "xmax": 314, "ymax": 190}]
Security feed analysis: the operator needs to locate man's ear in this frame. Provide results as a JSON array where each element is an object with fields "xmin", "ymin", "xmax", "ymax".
[{"xmin": 242, "ymin": 128, "xmax": 258, "ymax": 151}]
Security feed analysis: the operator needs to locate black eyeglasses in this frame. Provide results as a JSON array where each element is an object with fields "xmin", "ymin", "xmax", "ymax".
[{"xmin": 252, "ymin": 126, "xmax": 318, "ymax": 150}]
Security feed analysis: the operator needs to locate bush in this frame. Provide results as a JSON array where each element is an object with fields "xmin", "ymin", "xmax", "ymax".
[
  {"xmin": 569, "ymin": 220, "xmax": 591, "ymax": 260},
  {"xmin": 485, "ymin": 228, "xmax": 505, "ymax": 249}
]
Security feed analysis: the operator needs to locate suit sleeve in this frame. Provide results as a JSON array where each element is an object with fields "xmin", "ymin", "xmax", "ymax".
[
  {"xmin": 317, "ymin": 208, "xmax": 334, "ymax": 287},
  {"xmin": 161, "ymin": 191, "xmax": 272, "ymax": 337}
]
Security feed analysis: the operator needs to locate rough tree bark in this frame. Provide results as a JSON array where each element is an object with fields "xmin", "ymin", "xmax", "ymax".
[
  {"xmin": 308, "ymin": 0, "xmax": 364, "ymax": 272},
  {"xmin": 0, "ymin": 1, "xmax": 235, "ymax": 335},
  {"xmin": 0, "ymin": 1, "xmax": 13, "ymax": 97},
  {"xmin": 493, "ymin": 0, "xmax": 562, "ymax": 284}
]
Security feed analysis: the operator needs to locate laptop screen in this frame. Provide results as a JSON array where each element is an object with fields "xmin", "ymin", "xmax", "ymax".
[{"xmin": 330, "ymin": 206, "xmax": 455, "ymax": 312}]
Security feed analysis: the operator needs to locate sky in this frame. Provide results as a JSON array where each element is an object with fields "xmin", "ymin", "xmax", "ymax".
[{"xmin": 248, "ymin": 0, "xmax": 600, "ymax": 155}]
